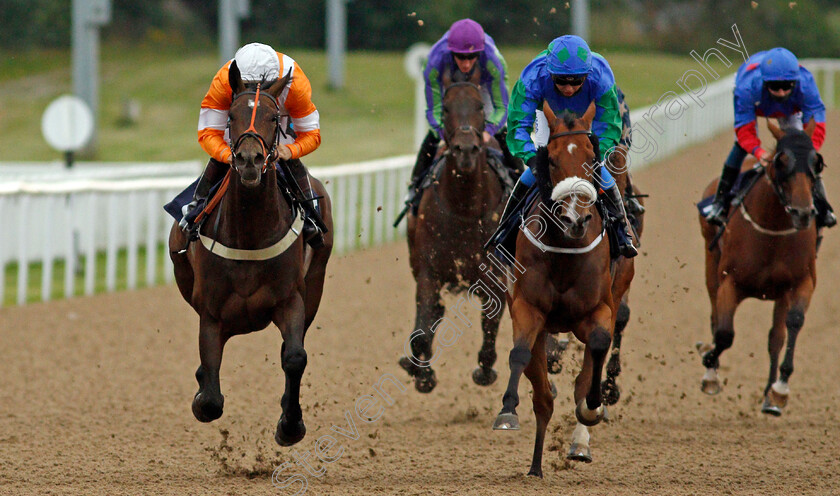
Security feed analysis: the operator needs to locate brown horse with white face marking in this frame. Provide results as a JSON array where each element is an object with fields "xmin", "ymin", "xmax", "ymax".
[
  {"xmin": 492, "ymin": 104, "xmax": 637, "ymax": 477},
  {"xmin": 399, "ymin": 80, "xmax": 508, "ymax": 392},
  {"xmin": 168, "ymin": 63, "xmax": 333, "ymax": 446},
  {"xmin": 698, "ymin": 120, "xmax": 820, "ymax": 416}
]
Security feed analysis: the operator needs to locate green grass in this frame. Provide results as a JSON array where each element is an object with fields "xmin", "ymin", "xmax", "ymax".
[
  {"xmin": 0, "ymin": 44, "xmax": 746, "ymax": 166},
  {"xmin": 2, "ymin": 244, "xmax": 171, "ymax": 306}
]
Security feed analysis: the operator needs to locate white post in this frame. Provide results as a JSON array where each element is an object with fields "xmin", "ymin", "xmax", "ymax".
[
  {"xmin": 72, "ymin": 0, "xmax": 110, "ymax": 151},
  {"xmin": 326, "ymin": 0, "xmax": 348, "ymax": 90},
  {"xmin": 572, "ymin": 0, "xmax": 590, "ymax": 41},
  {"xmin": 404, "ymin": 43, "xmax": 431, "ymax": 149}
]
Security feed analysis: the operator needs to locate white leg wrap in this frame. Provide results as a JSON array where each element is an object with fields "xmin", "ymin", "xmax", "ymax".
[
  {"xmin": 578, "ymin": 402, "xmax": 604, "ymax": 424},
  {"xmin": 703, "ymin": 368, "xmax": 718, "ymax": 382},
  {"xmin": 771, "ymin": 380, "xmax": 790, "ymax": 396},
  {"xmin": 571, "ymin": 423, "xmax": 591, "ymax": 447}
]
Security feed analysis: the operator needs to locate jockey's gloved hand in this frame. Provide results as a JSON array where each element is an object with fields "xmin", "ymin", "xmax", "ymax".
[
  {"xmin": 179, "ymin": 200, "xmax": 199, "ymax": 230},
  {"xmin": 526, "ymin": 156, "xmax": 537, "ymax": 171}
]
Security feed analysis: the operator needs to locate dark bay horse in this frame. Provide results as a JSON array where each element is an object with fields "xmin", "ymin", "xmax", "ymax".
[
  {"xmin": 698, "ymin": 120, "xmax": 820, "ymax": 416},
  {"xmin": 168, "ymin": 63, "xmax": 333, "ymax": 446},
  {"xmin": 492, "ymin": 104, "xmax": 637, "ymax": 477},
  {"xmin": 399, "ymin": 81, "xmax": 507, "ymax": 392}
]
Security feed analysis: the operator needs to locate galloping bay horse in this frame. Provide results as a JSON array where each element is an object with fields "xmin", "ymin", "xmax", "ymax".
[
  {"xmin": 399, "ymin": 80, "xmax": 508, "ymax": 392},
  {"xmin": 492, "ymin": 104, "xmax": 638, "ymax": 477},
  {"xmin": 698, "ymin": 120, "xmax": 820, "ymax": 416},
  {"xmin": 169, "ymin": 62, "xmax": 333, "ymax": 446}
]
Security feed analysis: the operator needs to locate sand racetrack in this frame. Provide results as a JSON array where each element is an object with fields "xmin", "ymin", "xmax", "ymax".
[{"xmin": 2, "ymin": 114, "xmax": 840, "ymax": 496}]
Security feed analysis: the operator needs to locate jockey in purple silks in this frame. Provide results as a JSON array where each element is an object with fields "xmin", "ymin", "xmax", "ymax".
[{"xmin": 403, "ymin": 18, "xmax": 514, "ymax": 210}]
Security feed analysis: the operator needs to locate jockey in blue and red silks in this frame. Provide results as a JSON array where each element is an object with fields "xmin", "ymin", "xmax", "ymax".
[
  {"xmin": 705, "ymin": 47, "xmax": 835, "ymax": 228},
  {"xmin": 404, "ymin": 18, "xmax": 513, "ymax": 207}
]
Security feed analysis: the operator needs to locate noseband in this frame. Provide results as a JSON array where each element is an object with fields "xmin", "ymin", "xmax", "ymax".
[
  {"xmin": 230, "ymin": 83, "xmax": 282, "ymax": 172},
  {"xmin": 767, "ymin": 150, "xmax": 817, "ymax": 215}
]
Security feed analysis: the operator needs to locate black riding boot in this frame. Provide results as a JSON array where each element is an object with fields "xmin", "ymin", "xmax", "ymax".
[
  {"xmin": 706, "ymin": 165, "xmax": 740, "ymax": 226},
  {"xmin": 603, "ymin": 182, "xmax": 638, "ymax": 258},
  {"xmin": 180, "ymin": 158, "xmax": 227, "ymax": 237},
  {"xmin": 405, "ymin": 130, "xmax": 440, "ymax": 212},
  {"xmin": 484, "ymin": 176, "xmax": 531, "ymax": 252},
  {"xmin": 287, "ymin": 158, "xmax": 326, "ymax": 248},
  {"xmin": 494, "ymin": 128, "xmax": 523, "ymax": 174},
  {"xmin": 813, "ymin": 176, "xmax": 836, "ymax": 228}
]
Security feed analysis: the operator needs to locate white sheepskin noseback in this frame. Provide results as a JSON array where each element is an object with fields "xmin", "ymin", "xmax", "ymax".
[
  {"xmin": 551, "ymin": 176, "xmax": 597, "ymax": 203},
  {"xmin": 234, "ymin": 43, "xmax": 280, "ymax": 81}
]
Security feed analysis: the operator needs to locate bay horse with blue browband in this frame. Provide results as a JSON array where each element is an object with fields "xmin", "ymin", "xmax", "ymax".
[
  {"xmin": 169, "ymin": 62, "xmax": 333, "ymax": 446},
  {"xmin": 698, "ymin": 119, "xmax": 820, "ymax": 416},
  {"xmin": 492, "ymin": 103, "xmax": 638, "ymax": 477},
  {"xmin": 399, "ymin": 78, "xmax": 509, "ymax": 393}
]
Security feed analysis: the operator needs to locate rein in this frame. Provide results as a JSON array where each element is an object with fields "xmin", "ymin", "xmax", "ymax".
[{"xmin": 230, "ymin": 83, "xmax": 282, "ymax": 172}]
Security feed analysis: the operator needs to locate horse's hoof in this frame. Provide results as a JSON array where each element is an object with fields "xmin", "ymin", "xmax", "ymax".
[
  {"xmin": 526, "ymin": 467, "xmax": 544, "ymax": 478},
  {"xmin": 398, "ymin": 356, "xmax": 419, "ymax": 376},
  {"xmin": 492, "ymin": 412, "xmax": 520, "ymax": 430},
  {"xmin": 601, "ymin": 378, "xmax": 621, "ymax": 405},
  {"xmin": 549, "ymin": 381, "xmax": 558, "ymax": 399},
  {"xmin": 701, "ymin": 378, "xmax": 721, "ymax": 395},
  {"xmin": 761, "ymin": 401, "xmax": 783, "ymax": 417},
  {"xmin": 575, "ymin": 400, "xmax": 605, "ymax": 427},
  {"xmin": 695, "ymin": 341, "xmax": 714, "ymax": 355},
  {"xmin": 275, "ymin": 415, "xmax": 307, "ymax": 447},
  {"xmin": 761, "ymin": 389, "xmax": 787, "ymax": 417},
  {"xmin": 192, "ymin": 391, "xmax": 224, "ymax": 423},
  {"xmin": 414, "ymin": 369, "xmax": 437, "ymax": 393},
  {"xmin": 472, "ymin": 367, "xmax": 498, "ymax": 386},
  {"xmin": 567, "ymin": 442, "xmax": 592, "ymax": 463}
]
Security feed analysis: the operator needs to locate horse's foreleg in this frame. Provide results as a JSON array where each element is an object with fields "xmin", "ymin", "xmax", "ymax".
[
  {"xmin": 399, "ymin": 274, "xmax": 443, "ymax": 393},
  {"xmin": 274, "ymin": 293, "xmax": 308, "ymax": 447},
  {"xmin": 764, "ymin": 277, "xmax": 814, "ymax": 416},
  {"xmin": 523, "ymin": 333, "xmax": 553, "ymax": 478},
  {"xmin": 602, "ymin": 299, "xmax": 630, "ymax": 405},
  {"xmin": 473, "ymin": 298, "xmax": 502, "ymax": 386},
  {"xmin": 701, "ymin": 277, "xmax": 741, "ymax": 395},
  {"xmin": 762, "ymin": 298, "xmax": 789, "ymax": 416},
  {"xmin": 573, "ymin": 303, "xmax": 612, "ymax": 427},
  {"xmin": 493, "ymin": 297, "xmax": 545, "ymax": 431},
  {"xmin": 193, "ymin": 314, "xmax": 227, "ymax": 423}
]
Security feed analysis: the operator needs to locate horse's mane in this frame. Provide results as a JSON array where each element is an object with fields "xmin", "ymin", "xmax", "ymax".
[
  {"xmin": 776, "ymin": 129, "xmax": 814, "ymax": 158},
  {"xmin": 534, "ymin": 146, "xmax": 554, "ymax": 202}
]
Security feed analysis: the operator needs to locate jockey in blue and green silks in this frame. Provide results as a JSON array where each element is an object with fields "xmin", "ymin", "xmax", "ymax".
[{"xmin": 487, "ymin": 35, "xmax": 637, "ymax": 258}]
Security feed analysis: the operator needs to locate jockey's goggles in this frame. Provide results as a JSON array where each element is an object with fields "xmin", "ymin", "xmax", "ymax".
[
  {"xmin": 765, "ymin": 80, "xmax": 796, "ymax": 92},
  {"xmin": 552, "ymin": 74, "xmax": 587, "ymax": 87},
  {"xmin": 454, "ymin": 52, "xmax": 479, "ymax": 61}
]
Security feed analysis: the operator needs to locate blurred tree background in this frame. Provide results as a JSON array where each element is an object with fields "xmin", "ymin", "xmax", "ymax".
[{"xmin": 1, "ymin": 0, "xmax": 839, "ymax": 55}]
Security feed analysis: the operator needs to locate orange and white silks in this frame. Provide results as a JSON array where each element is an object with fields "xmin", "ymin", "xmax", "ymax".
[{"xmin": 197, "ymin": 52, "xmax": 321, "ymax": 164}]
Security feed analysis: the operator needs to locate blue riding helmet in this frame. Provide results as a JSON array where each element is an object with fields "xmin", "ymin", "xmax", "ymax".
[
  {"xmin": 545, "ymin": 35, "xmax": 592, "ymax": 76},
  {"xmin": 760, "ymin": 47, "xmax": 800, "ymax": 82}
]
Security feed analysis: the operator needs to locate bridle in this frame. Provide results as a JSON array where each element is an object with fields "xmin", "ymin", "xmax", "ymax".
[
  {"xmin": 766, "ymin": 147, "xmax": 819, "ymax": 215},
  {"xmin": 229, "ymin": 83, "xmax": 282, "ymax": 172},
  {"xmin": 442, "ymin": 82, "xmax": 484, "ymax": 144}
]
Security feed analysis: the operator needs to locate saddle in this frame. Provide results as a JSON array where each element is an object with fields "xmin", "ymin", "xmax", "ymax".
[
  {"xmin": 413, "ymin": 148, "xmax": 518, "ymax": 208},
  {"xmin": 164, "ymin": 163, "xmax": 299, "ymax": 231},
  {"xmin": 696, "ymin": 167, "xmax": 764, "ymax": 218},
  {"xmin": 494, "ymin": 182, "xmax": 641, "ymax": 262}
]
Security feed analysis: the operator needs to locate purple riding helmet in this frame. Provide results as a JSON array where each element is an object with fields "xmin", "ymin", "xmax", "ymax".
[{"xmin": 447, "ymin": 19, "xmax": 485, "ymax": 54}]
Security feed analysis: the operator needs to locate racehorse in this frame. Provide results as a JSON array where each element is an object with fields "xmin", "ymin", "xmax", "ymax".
[
  {"xmin": 492, "ymin": 103, "xmax": 638, "ymax": 477},
  {"xmin": 168, "ymin": 62, "xmax": 333, "ymax": 446},
  {"xmin": 698, "ymin": 120, "xmax": 819, "ymax": 416},
  {"xmin": 398, "ymin": 78, "xmax": 508, "ymax": 392}
]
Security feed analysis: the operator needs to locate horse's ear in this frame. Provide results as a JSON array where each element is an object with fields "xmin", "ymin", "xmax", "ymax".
[
  {"xmin": 542, "ymin": 101, "xmax": 557, "ymax": 129},
  {"xmin": 266, "ymin": 67, "xmax": 293, "ymax": 99},
  {"xmin": 228, "ymin": 61, "xmax": 245, "ymax": 95},
  {"xmin": 767, "ymin": 118, "xmax": 784, "ymax": 141},
  {"xmin": 581, "ymin": 102, "xmax": 597, "ymax": 130},
  {"xmin": 442, "ymin": 69, "xmax": 453, "ymax": 90},
  {"xmin": 804, "ymin": 118, "xmax": 817, "ymax": 138}
]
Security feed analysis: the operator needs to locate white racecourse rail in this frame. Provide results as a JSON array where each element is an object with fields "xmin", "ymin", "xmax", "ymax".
[{"xmin": 1, "ymin": 59, "xmax": 838, "ymax": 306}]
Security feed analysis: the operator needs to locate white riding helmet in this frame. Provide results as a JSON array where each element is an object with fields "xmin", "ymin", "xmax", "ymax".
[{"xmin": 233, "ymin": 42, "xmax": 280, "ymax": 81}]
